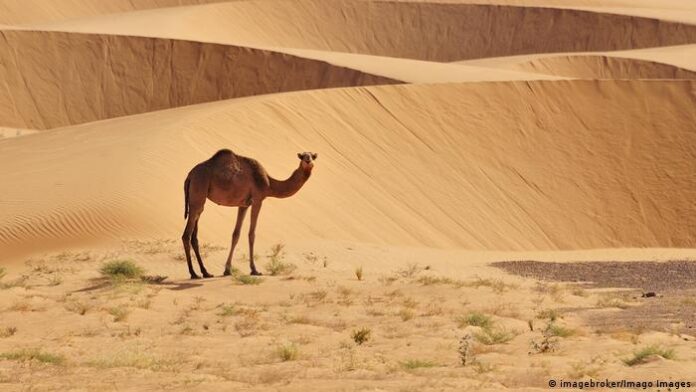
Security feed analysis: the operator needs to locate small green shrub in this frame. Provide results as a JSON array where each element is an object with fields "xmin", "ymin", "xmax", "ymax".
[
  {"xmin": 474, "ymin": 327, "xmax": 516, "ymax": 345},
  {"xmin": 547, "ymin": 323, "xmax": 575, "ymax": 338},
  {"xmin": 265, "ymin": 244, "xmax": 296, "ymax": 276},
  {"xmin": 457, "ymin": 312, "xmax": 493, "ymax": 329},
  {"xmin": 100, "ymin": 260, "xmax": 144, "ymax": 280},
  {"xmin": 623, "ymin": 345, "xmax": 675, "ymax": 366}
]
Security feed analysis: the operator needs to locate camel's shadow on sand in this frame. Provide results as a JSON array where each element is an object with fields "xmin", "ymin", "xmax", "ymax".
[{"xmin": 73, "ymin": 276, "xmax": 206, "ymax": 293}]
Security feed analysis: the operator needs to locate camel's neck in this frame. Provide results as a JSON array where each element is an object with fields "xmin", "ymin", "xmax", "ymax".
[{"xmin": 268, "ymin": 165, "xmax": 312, "ymax": 198}]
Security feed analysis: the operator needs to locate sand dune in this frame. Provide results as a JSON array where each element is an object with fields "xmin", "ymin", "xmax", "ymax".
[
  {"xmin": 2, "ymin": 80, "xmax": 696, "ymax": 260},
  {"xmin": 2, "ymin": 1, "xmax": 696, "ymax": 390},
  {"xmin": 510, "ymin": 55, "xmax": 696, "ymax": 78},
  {"xmin": 0, "ymin": 30, "xmax": 396, "ymax": 129},
  {"xmin": 24, "ymin": 0, "xmax": 696, "ymax": 62},
  {"xmin": 0, "ymin": 0, "xmax": 227, "ymax": 25}
]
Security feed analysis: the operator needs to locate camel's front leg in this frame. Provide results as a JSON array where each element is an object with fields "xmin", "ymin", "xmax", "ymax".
[
  {"xmin": 182, "ymin": 210, "xmax": 202, "ymax": 280},
  {"xmin": 248, "ymin": 201, "xmax": 263, "ymax": 275},
  {"xmin": 223, "ymin": 206, "xmax": 248, "ymax": 276}
]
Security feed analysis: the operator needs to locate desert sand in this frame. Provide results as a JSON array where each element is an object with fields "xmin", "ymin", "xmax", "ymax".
[{"xmin": 1, "ymin": 0, "xmax": 696, "ymax": 391}]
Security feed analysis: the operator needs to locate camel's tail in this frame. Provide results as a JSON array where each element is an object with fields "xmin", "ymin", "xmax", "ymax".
[{"xmin": 184, "ymin": 176, "xmax": 190, "ymax": 219}]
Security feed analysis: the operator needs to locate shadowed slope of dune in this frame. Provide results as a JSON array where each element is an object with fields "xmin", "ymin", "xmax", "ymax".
[
  {"xmin": 0, "ymin": 30, "xmax": 397, "ymax": 130},
  {"xmin": 25, "ymin": 0, "xmax": 696, "ymax": 62},
  {"xmin": 2, "ymin": 80, "xmax": 696, "ymax": 260},
  {"xmin": 0, "ymin": 0, "xmax": 228, "ymax": 25},
  {"xmin": 510, "ymin": 55, "xmax": 696, "ymax": 78}
]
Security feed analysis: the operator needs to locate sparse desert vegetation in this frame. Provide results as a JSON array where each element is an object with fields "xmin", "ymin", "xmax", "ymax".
[
  {"xmin": 401, "ymin": 359, "xmax": 437, "ymax": 370},
  {"xmin": 623, "ymin": 345, "xmax": 676, "ymax": 366},
  {"xmin": 0, "ymin": 349, "xmax": 65, "ymax": 365},
  {"xmin": 354, "ymin": 266, "xmax": 363, "ymax": 281},
  {"xmin": 265, "ymin": 243, "xmax": 296, "ymax": 276},
  {"xmin": 100, "ymin": 259, "xmax": 144, "ymax": 281},
  {"xmin": 277, "ymin": 343, "xmax": 299, "ymax": 362},
  {"xmin": 0, "ymin": 245, "xmax": 694, "ymax": 389},
  {"xmin": 0, "ymin": 327, "xmax": 17, "ymax": 338},
  {"xmin": 235, "ymin": 275, "xmax": 264, "ymax": 285},
  {"xmin": 351, "ymin": 327, "xmax": 371, "ymax": 345},
  {"xmin": 457, "ymin": 312, "xmax": 493, "ymax": 329}
]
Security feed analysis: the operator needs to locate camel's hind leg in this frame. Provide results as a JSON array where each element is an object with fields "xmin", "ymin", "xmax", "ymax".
[
  {"xmin": 182, "ymin": 169, "xmax": 208, "ymax": 280},
  {"xmin": 223, "ymin": 206, "xmax": 249, "ymax": 276},
  {"xmin": 191, "ymin": 222, "xmax": 213, "ymax": 278}
]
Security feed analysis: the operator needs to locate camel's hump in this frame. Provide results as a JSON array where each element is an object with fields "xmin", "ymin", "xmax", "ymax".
[{"xmin": 210, "ymin": 149, "xmax": 234, "ymax": 161}]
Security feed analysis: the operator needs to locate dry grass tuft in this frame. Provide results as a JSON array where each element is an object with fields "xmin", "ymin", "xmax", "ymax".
[
  {"xmin": 401, "ymin": 359, "xmax": 436, "ymax": 370},
  {"xmin": 277, "ymin": 343, "xmax": 299, "ymax": 361},
  {"xmin": 351, "ymin": 327, "xmax": 371, "ymax": 345},
  {"xmin": 0, "ymin": 349, "xmax": 65, "ymax": 365},
  {"xmin": 108, "ymin": 305, "xmax": 130, "ymax": 322},
  {"xmin": 265, "ymin": 243, "xmax": 296, "ymax": 276},
  {"xmin": 355, "ymin": 266, "xmax": 364, "ymax": 281},
  {"xmin": 398, "ymin": 308, "xmax": 415, "ymax": 321},
  {"xmin": 474, "ymin": 327, "xmax": 517, "ymax": 345},
  {"xmin": 0, "ymin": 327, "xmax": 17, "ymax": 338},
  {"xmin": 236, "ymin": 275, "xmax": 264, "ymax": 285},
  {"xmin": 457, "ymin": 312, "xmax": 493, "ymax": 329}
]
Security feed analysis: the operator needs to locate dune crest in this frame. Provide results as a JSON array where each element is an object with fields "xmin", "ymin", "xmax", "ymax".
[
  {"xmin": 23, "ymin": 0, "xmax": 696, "ymax": 62},
  {"xmin": 0, "ymin": 0, "xmax": 227, "ymax": 25}
]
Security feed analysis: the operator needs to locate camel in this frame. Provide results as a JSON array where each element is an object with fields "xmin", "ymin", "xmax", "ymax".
[{"xmin": 182, "ymin": 149, "xmax": 317, "ymax": 279}]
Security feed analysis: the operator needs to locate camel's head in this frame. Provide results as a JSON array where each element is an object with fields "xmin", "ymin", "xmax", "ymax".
[{"xmin": 297, "ymin": 152, "xmax": 318, "ymax": 169}]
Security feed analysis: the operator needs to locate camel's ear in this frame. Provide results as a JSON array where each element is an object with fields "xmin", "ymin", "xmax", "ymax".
[
  {"xmin": 297, "ymin": 153, "xmax": 303, "ymax": 160},
  {"xmin": 311, "ymin": 153, "xmax": 318, "ymax": 160}
]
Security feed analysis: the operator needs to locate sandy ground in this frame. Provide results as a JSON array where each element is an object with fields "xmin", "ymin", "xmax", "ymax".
[{"xmin": 1, "ymin": 0, "xmax": 696, "ymax": 390}]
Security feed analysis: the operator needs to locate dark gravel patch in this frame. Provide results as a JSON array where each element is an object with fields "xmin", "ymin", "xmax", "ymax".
[
  {"xmin": 586, "ymin": 291, "xmax": 696, "ymax": 334},
  {"xmin": 492, "ymin": 260, "xmax": 696, "ymax": 334},
  {"xmin": 491, "ymin": 260, "xmax": 696, "ymax": 292}
]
